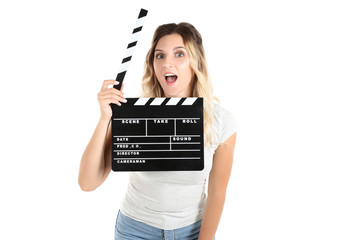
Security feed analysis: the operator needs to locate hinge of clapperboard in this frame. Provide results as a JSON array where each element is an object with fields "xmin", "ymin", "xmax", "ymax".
[{"xmin": 113, "ymin": 8, "xmax": 148, "ymax": 91}]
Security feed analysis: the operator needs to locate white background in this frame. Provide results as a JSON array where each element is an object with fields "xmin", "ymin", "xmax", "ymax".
[{"xmin": 0, "ymin": 0, "xmax": 359, "ymax": 239}]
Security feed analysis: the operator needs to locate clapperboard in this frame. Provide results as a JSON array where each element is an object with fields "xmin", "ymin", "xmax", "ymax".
[
  {"xmin": 110, "ymin": 9, "xmax": 204, "ymax": 171},
  {"xmin": 111, "ymin": 98, "xmax": 204, "ymax": 171}
]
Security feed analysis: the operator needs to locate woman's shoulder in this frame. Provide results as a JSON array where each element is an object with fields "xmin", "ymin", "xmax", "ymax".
[
  {"xmin": 212, "ymin": 102, "xmax": 237, "ymax": 143},
  {"xmin": 212, "ymin": 102, "xmax": 236, "ymax": 121}
]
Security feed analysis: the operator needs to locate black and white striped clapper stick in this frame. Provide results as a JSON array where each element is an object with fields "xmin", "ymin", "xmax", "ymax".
[{"xmin": 114, "ymin": 8, "xmax": 148, "ymax": 90}]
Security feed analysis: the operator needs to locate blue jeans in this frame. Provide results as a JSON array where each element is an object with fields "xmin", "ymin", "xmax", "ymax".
[{"xmin": 115, "ymin": 210, "xmax": 214, "ymax": 240}]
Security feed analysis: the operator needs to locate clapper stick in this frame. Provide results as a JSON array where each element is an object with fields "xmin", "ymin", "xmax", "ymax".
[{"xmin": 114, "ymin": 8, "xmax": 148, "ymax": 90}]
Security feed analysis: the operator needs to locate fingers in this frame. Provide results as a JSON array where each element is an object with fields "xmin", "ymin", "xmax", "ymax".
[
  {"xmin": 98, "ymin": 88, "xmax": 127, "ymax": 103},
  {"xmin": 101, "ymin": 79, "xmax": 120, "ymax": 91},
  {"xmin": 98, "ymin": 80, "xmax": 127, "ymax": 106},
  {"xmin": 100, "ymin": 95, "xmax": 123, "ymax": 106}
]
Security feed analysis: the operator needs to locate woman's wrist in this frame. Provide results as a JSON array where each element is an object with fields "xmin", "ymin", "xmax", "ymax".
[{"xmin": 99, "ymin": 115, "xmax": 111, "ymax": 125}]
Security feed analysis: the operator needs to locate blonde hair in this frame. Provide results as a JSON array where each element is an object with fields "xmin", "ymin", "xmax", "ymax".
[{"xmin": 141, "ymin": 22, "xmax": 217, "ymax": 146}]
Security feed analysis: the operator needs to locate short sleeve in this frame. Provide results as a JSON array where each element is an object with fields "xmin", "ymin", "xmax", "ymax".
[
  {"xmin": 219, "ymin": 108, "xmax": 237, "ymax": 144},
  {"xmin": 212, "ymin": 104, "xmax": 237, "ymax": 149}
]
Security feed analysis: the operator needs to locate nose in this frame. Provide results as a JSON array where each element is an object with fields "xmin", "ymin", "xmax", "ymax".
[
  {"xmin": 163, "ymin": 63, "xmax": 173, "ymax": 69},
  {"xmin": 163, "ymin": 59, "xmax": 174, "ymax": 69}
]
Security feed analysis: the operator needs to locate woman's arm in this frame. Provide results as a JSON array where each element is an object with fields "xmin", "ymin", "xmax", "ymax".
[
  {"xmin": 78, "ymin": 118, "xmax": 113, "ymax": 191},
  {"xmin": 198, "ymin": 132, "xmax": 237, "ymax": 240},
  {"xmin": 78, "ymin": 80, "xmax": 125, "ymax": 191}
]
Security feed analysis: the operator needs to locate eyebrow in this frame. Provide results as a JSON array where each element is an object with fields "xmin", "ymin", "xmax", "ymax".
[{"xmin": 154, "ymin": 46, "xmax": 186, "ymax": 52}]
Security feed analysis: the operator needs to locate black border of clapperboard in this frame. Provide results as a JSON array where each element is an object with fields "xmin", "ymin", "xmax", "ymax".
[{"xmin": 111, "ymin": 98, "xmax": 204, "ymax": 171}]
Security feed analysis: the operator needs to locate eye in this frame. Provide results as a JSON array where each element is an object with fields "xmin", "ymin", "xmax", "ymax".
[
  {"xmin": 155, "ymin": 53, "xmax": 164, "ymax": 59},
  {"xmin": 175, "ymin": 52, "xmax": 184, "ymax": 57}
]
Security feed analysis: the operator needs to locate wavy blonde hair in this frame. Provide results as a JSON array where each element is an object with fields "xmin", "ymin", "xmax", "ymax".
[{"xmin": 141, "ymin": 22, "xmax": 217, "ymax": 146}]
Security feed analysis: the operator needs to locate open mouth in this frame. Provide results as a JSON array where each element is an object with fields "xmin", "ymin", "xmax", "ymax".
[{"xmin": 165, "ymin": 73, "xmax": 178, "ymax": 83}]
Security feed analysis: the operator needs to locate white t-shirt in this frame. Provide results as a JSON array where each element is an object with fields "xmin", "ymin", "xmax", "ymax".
[{"xmin": 120, "ymin": 103, "xmax": 237, "ymax": 230}]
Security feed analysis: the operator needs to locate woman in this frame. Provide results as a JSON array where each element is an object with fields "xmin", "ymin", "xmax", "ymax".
[{"xmin": 78, "ymin": 22, "xmax": 237, "ymax": 240}]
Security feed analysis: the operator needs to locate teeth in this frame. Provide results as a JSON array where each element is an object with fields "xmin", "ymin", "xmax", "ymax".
[{"xmin": 165, "ymin": 73, "xmax": 176, "ymax": 77}]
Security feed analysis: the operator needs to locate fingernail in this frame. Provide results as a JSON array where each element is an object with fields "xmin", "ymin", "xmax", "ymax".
[
  {"xmin": 123, "ymin": 99, "xmax": 127, "ymax": 103},
  {"xmin": 115, "ymin": 81, "xmax": 120, "ymax": 85}
]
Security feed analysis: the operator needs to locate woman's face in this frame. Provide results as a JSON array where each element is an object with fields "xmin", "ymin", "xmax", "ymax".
[{"xmin": 153, "ymin": 34, "xmax": 194, "ymax": 97}]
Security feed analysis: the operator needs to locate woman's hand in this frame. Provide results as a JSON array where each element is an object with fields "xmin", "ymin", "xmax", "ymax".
[{"xmin": 97, "ymin": 80, "xmax": 127, "ymax": 121}]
